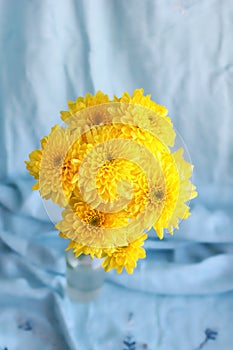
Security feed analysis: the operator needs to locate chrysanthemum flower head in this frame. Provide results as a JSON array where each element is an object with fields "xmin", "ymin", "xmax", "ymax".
[
  {"xmin": 60, "ymin": 90, "xmax": 110, "ymax": 122},
  {"xmin": 102, "ymin": 234, "xmax": 148, "ymax": 274}
]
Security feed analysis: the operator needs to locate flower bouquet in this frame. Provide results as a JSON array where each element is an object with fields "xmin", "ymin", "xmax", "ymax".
[{"xmin": 25, "ymin": 89, "xmax": 197, "ymax": 276}]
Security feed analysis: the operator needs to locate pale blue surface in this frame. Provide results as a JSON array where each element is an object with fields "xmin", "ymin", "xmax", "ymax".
[{"xmin": 0, "ymin": 0, "xmax": 233, "ymax": 349}]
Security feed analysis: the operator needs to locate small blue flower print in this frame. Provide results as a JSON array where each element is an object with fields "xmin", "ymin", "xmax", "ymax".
[
  {"xmin": 196, "ymin": 328, "xmax": 218, "ymax": 349},
  {"xmin": 123, "ymin": 334, "xmax": 136, "ymax": 350},
  {"xmin": 123, "ymin": 313, "xmax": 136, "ymax": 350},
  {"xmin": 18, "ymin": 319, "xmax": 33, "ymax": 331}
]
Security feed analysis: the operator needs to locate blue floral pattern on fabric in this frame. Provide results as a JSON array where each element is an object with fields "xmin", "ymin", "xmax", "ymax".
[
  {"xmin": 196, "ymin": 328, "xmax": 218, "ymax": 349},
  {"xmin": 18, "ymin": 319, "xmax": 33, "ymax": 331},
  {"xmin": 123, "ymin": 334, "xmax": 136, "ymax": 350},
  {"xmin": 0, "ymin": 315, "xmax": 219, "ymax": 350},
  {"xmin": 123, "ymin": 313, "xmax": 136, "ymax": 350},
  {"xmin": 122, "ymin": 313, "xmax": 150, "ymax": 350},
  {"xmin": 121, "ymin": 314, "xmax": 218, "ymax": 350}
]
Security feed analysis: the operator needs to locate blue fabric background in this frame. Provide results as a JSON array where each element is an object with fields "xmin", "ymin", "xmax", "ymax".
[{"xmin": 0, "ymin": 0, "xmax": 233, "ymax": 349}]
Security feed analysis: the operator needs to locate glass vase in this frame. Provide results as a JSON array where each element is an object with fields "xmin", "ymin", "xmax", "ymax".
[{"xmin": 66, "ymin": 250, "xmax": 105, "ymax": 302}]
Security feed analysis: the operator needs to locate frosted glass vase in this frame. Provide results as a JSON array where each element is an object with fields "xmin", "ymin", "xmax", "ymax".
[{"xmin": 66, "ymin": 250, "xmax": 105, "ymax": 302}]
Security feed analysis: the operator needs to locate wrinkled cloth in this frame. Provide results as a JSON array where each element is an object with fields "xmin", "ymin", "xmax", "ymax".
[{"xmin": 0, "ymin": 0, "xmax": 233, "ymax": 349}]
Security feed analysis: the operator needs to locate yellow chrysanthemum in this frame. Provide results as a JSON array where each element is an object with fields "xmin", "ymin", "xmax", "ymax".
[
  {"xmin": 102, "ymin": 234, "xmax": 147, "ymax": 274},
  {"xmin": 25, "ymin": 149, "xmax": 42, "ymax": 190},
  {"xmin": 60, "ymin": 90, "xmax": 110, "ymax": 122},
  {"xmin": 38, "ymin": 125, "xmax": 81, "ymax": 206},
  {"xmin": 56, "ymin": 198, "xmax": 130, "ymax": 248},
  {"xmin": 109, "ymin": 103, "xmax": 175, "ymax": 147},
  {"xmin": 167, "ymin": 148, "xmax": 197, "ymax": 231},
  {"xmin": 153, "ymin": 149, "xmax": 197, "ymax": 238},
  {"xmin": 114, "ymin": 88, "xmax": 169, "ymax": 120},
  {"xmin": 25, "ymin": 133, "xmax": 51, "ymax": 190},
  {"xmin": 77, "ymin": 136, "xmax": 146, "ymax": 208},
  {"xmin": 61, "ymin": 233, "xmax": 147, "ymax": 274},
  {"xmin": 64, "ymin": 238, "xmax": 105, "ymax": 259}
]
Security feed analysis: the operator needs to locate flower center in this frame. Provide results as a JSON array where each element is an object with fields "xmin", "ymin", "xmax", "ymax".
[
  {"xmin": 148, "ymin": 187, "xmax": 165, "ymax": 206},
  {"xmin": 89, "ymin": 215, "xmax": 101, "ymax": 227},
  {"xmin": 106, "ymin": 153, "xmax": 115, "ymax": 162},
  {"xmin": 54, "ymin": 155, "xmax": 62, "ymax": 167},
  {"xmin": 153, "ymin": 189, "xmax": 164, "ymax": 200},
  {"xmin": 94, "ymin": 113, "xmax": 103, "ymax": 124}
]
